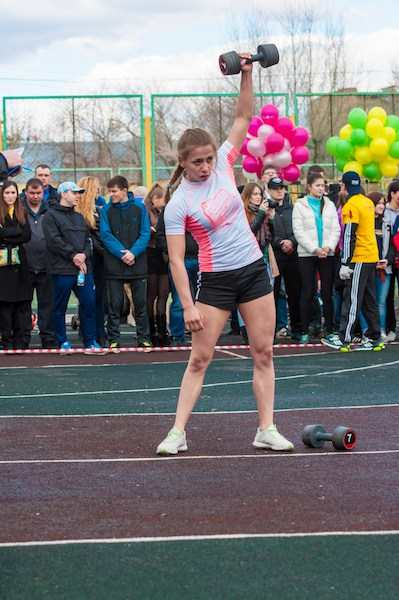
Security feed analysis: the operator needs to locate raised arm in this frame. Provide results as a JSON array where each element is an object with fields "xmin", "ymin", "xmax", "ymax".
[{"xmin": 227, "ymin": 56, "xmax": 253, "ymax": 151}]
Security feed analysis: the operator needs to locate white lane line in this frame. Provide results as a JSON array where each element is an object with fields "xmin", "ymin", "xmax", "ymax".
[
  {"xmin": 0, "ymin": 449, "xmax": 398, "ymax": 466},
  {"xmin": 0, "ymin": 350, "xmax": 335, "ymax": 371},
  {"xmin": 216, "ymin": 349, "xmax": 251, "ymax": 359},
  {"xmin": 1, "ymin": 359, "xmax": 398, "ymax": 400},
  {"xmin": 0, "ymin": 530, "xmax": 398, "ymax": 548},
  {"xmin": 0, "ymin": 403, "xmax": 398, "ymax": 419}
]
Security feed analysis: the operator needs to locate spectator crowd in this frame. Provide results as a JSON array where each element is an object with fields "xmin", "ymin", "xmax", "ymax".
[{"xmin": 1, "ymin": 160, "xmax": 399, "ymax": 354}]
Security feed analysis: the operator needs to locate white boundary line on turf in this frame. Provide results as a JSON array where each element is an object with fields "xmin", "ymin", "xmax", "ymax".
[
  {"xmin": 1, "ymin": 359, "xmax": 399, "ymax": 401},
  {"xmin": 0, "ymin": 402, "xmax": 397, "ymax": 419},
  {"xmin": 216, "ymin": 349, "xmax": 251, "ymax": 359},
  {"xmin": 0, "ymin": 350, "xmax": 334, "ymax": 370},
  {"xmin": 0, "ymin": 530, "xmax": 398, "ymax": 548},
  {"xmin": 0, "ymin": 449, "xmax": 398, "ymax": 466}
]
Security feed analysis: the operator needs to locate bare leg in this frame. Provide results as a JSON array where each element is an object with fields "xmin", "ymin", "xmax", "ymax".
[
  {"xmin": 174, "ymin": 302, "xmax": 230, "ymax": 431},
  {"xmin": 238, "ymin": 292, "xmax": 275, "ymax": 429}
]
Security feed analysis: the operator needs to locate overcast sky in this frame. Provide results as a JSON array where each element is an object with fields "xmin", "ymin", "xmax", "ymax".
[{"xmin": 1, "ymin": 0, "xmax": 398, "ymax": 101}]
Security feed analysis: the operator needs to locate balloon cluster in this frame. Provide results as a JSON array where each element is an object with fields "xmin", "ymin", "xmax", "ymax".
[
  {"xmin": 241, "ymin": 104, "xmax": 310, "ymax": 182},
  {"xmin": 326, "ymin": 106, "xmax": 399, "ymax": 181}
]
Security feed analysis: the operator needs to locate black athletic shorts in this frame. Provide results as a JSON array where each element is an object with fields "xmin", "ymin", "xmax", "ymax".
[{"xmin": 196, "ymin": 257, "xmax": 272, "ymax": 311}]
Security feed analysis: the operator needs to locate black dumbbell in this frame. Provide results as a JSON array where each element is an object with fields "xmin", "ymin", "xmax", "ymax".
[
  {"xmin": 219, "ymin": 44, "xmax": 279, "ymax": 76},
  {"xmin": 302, "ymin": 424, "xmax": 357, "ymax": 451}
]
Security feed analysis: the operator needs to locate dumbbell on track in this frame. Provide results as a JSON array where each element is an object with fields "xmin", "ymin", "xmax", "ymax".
[
  {"xmin": 302, "ymin": 424, "xmax": 357, "ymax": 451},
  {"xmin": 219, "ymin": 44, "xmax": 279, "ymax": 76}
]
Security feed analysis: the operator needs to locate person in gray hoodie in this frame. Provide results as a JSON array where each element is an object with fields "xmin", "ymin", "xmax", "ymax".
[
  {"xmin": 384, "ymin": 179, "xmax": 399, "ymax": 340},
  {"xmin": 22, "ymin": 178, "xmax": 57, "ymax": 348}
]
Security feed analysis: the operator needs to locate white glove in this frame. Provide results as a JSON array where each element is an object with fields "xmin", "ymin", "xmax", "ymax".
[{"xmin": 339, "ymin": 265, "xmax": 354, "ymax": 280}]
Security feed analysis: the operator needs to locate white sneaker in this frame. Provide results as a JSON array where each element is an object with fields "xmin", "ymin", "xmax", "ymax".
[
  {"xmin": 253, "ymin": 424, "xmax": 294, "ymax": 451},
  {"xmin": 385, "ymin": 331, "xmax": 396, "ymax": 343},
  {"xmin": 156, "ymin": 427, "xmax": 188, "ymax": 455},
  {"xmin": 276, "ymin": 327, "xmax": 288, "ymax": 338},
  {"xmin": 321, "ymin": 334, "xmax": 342, "ymax": 350}
]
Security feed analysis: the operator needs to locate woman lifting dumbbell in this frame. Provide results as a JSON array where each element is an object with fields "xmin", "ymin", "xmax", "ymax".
[{"xmin": 156, "ymin": 46, "xmax": 294, "ymax": 455}]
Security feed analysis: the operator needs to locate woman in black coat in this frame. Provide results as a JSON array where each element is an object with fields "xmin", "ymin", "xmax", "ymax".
[{"xmin": 0, "ymin": 180, "xmax": 32, "ymax": 349}]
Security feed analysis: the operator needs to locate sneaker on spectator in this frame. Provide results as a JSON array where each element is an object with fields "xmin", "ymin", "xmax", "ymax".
[
  {"xmin": 138, "ymin": 339, "xmax": 153, "ymax": 352},
  {"xmin": 109, "ymin": 341, "xmax": 121, "ymax": 354},
  {"xmin": 357, "ymin": 337, "xmax": 385, "ymax": 352},
  {"xmin": 321, "ymin": 334, "xmax": 342, "ymax": 350},
  {"xmin": 300, "ymin": 334, "xmax": 310, "ymax": 344},
  {"xmin": 60, "ymin": 341, "xmax": 73, "ymax": 354},
  {"xmin": 127, "ymin": 314, "xmax": 135, "ymax": 327},
  {"xmin": 252, "ymin": 424, "xmax": 294, "ymax": 451},
  {"xmin": 384, "ymin": 331, "xmax": 396, "ymax": 343},
  {"xmin": 84, "ymin": 342, "xmax": 108, "ymax": 355},
  {"xmin": 276, "ymin": 326, "xmax": 288, "ymax": 338},
  {"xmin": 156, "ymin": 427, "xmax": 188, "ymax": 455}
]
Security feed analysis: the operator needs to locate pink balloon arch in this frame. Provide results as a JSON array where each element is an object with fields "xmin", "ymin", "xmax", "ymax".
[{"xmin": 241, "ymin": 104, "xmax": 311, "ymax": 182}]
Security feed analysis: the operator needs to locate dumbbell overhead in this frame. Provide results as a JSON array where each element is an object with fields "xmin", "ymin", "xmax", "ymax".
[
  {"xmin": 219, "ymin": 44, "xmax": 280, "ymax": 76},
  {"xmin": 302, "ymin": 424, "xmax": 357, "ymax": 451}
]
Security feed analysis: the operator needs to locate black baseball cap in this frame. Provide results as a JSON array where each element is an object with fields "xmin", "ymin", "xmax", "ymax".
[
  {"xmin": 341, "ymin": 171, "xmax": 361, "ymax": 194},
  {"xmin": 268, "ymin": 176, "xmax": 287, "ymax": 190}
]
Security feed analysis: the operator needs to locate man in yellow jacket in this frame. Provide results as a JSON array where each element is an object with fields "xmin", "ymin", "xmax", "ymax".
[{"xmin": 322, "ymin": 171, "xmax": 384, "ymax": 352}]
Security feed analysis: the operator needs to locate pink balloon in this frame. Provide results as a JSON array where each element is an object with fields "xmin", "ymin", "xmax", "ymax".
[
  {"xmin": 275, "ymin": 117, "xmax": 295, "ymax": 138},
  {"xmin": 260, "ymin": 104, "xmax": 279, "ymax": 126},
  {"xmin": 247, "ymin": 137, "xmax": 265, "ymax": 158},
  {"xmin": 256, "ymin": 163, "xmax": 264, "ymax": 179},
  {"xmin": 257, "ymin": 124, "xmax": 274, "ymax": 141},
  {"xmin": 281, "ymin": 164, "xmax": 301, "ymax": 183},
  {"xmin": 242, "ymin": 155, "xmax": 261, "ymax": 174},
  {"xmin": 290, "ymin": 127, "xmax": 310, "ymax": 147},
  {"xmin": 248, "ymin": 116, "xmax": 263, "ymax": 137},
  {"xmin": 291, "ymin": 146, "xmax": 310, "ymax": 165},
  {"xmin": 266, "ymin": 132, "xmax": 285, "ymax": 154},
  {"xmin": 240, "ymin": 138, "xmax": 250, "ymax": 155}
]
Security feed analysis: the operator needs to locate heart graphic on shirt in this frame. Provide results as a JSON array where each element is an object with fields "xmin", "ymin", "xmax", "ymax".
[{"xmin": 200, "ymin": 189, "xmax": 237, "ymax": 229}]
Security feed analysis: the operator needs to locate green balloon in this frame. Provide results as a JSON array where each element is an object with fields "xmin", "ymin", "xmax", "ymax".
[
  {"xmin": 348, "ymin": 107, "xmax": 368, "ymax": 129},
  {"xmin": 336, "ymin": 139, "xmax": 353, "ymax": 160},
  {"xmin": 363, "ymin": 162, "xmax": 382, "ymax": 181},
  {"xmin": 336, "ymin": 158, "xmax": 347, "ymax": 172},
  {"xmin": 326, "ymin": 136, "xmax": 340, "ymax": 156},
  {"xmin": 351, "ymin": 128, "xmax": 369, "ymax": 146},
  {"xmin": 389, "ymin": 141, "xmax": 399, "ymax": 159},
  {"xmin": 386, "ymin": 115, "xmax": 399, "ymax": 132}
]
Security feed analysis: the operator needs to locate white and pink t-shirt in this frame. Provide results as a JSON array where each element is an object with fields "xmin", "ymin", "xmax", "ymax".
[{"xmin": 164, "ymin": 141, "xmax": 262, "ymax": 272}]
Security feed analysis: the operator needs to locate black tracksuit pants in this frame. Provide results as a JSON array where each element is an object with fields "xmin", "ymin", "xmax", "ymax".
[
  {"xmin": 25, "ymin": 271, "xmax": 57, "ymax": 348},
  {"xmin": 106, "ymin": 278, "xmax": 150, "ymax": 343},
  {"xmin": 339, "ymin": 262, "xmax": 380, "ymax": 342},
  {"xmin": 273, "ymin": 254, "xmax": 302, "ymax": 334},
  {"xmin": 298, "ymin": 256, "xmax": 335, "ymax": 335}
]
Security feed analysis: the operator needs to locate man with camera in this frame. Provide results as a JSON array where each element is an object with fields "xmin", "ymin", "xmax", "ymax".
[{"xmin": 268, "ymin": 176, "xmax": 302, "ymax": 341}]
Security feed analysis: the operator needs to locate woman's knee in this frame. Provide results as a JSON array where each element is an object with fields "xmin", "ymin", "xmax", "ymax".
[
  {"xmin": 188, "ymin": 351, "xmax": 213, "ymax": 373},
  {"xmin": 251, "ymin": 343, "xmax": 273, "ymax": 368}
]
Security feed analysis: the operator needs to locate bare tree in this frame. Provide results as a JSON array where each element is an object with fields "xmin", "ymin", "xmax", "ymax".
[
  {"xmin": 225, "ymin": 1, "xmax": 351, "ymax": 96},
  {"xmin": 54, "ymin": 96, "xmax": 143, "ymax": 183},
  {"xmin": 392, "ymin": 62, "xmax": 399, "ymax": 88}
]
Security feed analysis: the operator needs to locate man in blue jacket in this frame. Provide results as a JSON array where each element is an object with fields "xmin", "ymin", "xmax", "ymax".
[{"xmin": 100, "ymin": 176, "xmax": 151, "ymax": 352}]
